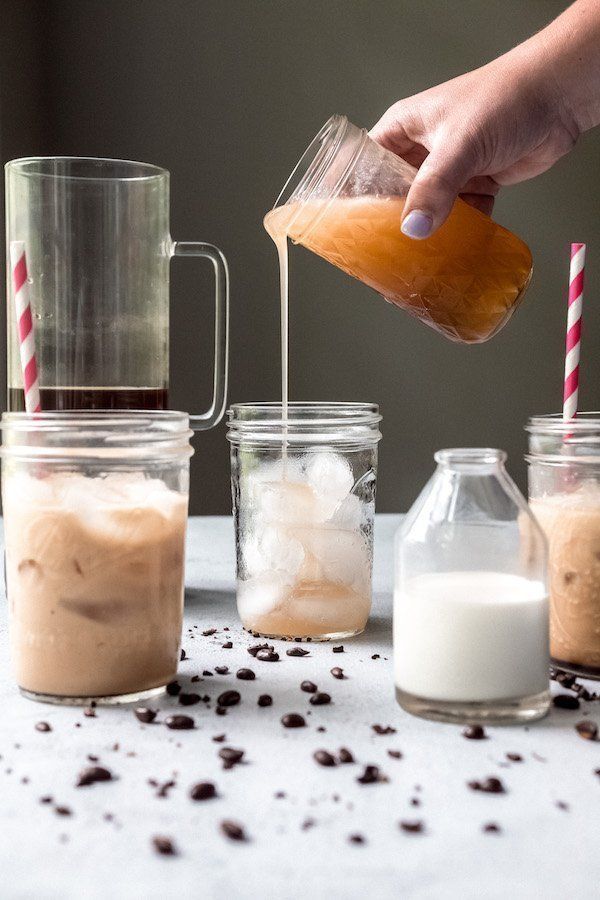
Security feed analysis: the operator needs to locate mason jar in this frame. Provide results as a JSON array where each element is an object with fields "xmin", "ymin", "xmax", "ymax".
[
  {"xmin": 227, "ymin": 402, "xmax": 382, "ymax": 641},
  {"xmin": 527, "ymin": 413, "xmax": 600, "ymax": 679},
  {"xmin": 1, "ymin": 411, "xmax": 193, "ymax": 704}
]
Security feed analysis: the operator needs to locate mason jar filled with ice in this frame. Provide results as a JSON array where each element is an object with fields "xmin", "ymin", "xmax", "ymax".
[
  {"xmin": 227, "ymin": 402, "xmax": 382, "ymax": 640},
  {"xmin": 395, "ymin": 448, "xmax": 550, "ymax": 724}
]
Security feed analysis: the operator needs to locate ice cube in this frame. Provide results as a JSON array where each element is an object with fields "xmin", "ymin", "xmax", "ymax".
[
  {"xmin": 330, "ymin": 494, "xmax": 362, "ymax": 531},
  {"xmin": 242, "ymin": 525, "xmax": 305, "ymax": 579},
  {"xmin": 237, "ymin": 571, "xmax": 290, "ymax": 620},
  {"xmin": 300, "ymin": 526, "xmax": 370, "ymax": 591},
  {"xmin": 305, "ymin": 453, "xmax": 354, "ymax": 520},
  {"xmin": 257, "ymin": 479, "xmax": 320, "ymax": 525}
]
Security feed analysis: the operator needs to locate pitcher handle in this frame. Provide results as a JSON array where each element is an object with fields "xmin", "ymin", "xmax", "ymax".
[{"xmin": 172, "ymin": 241, "xmax": 229, "ymax": 431}]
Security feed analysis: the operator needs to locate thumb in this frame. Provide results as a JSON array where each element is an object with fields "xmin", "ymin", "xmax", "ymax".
[{"xmin": 401, "ymin": 139, "xmax": 476, "ymax": 239}]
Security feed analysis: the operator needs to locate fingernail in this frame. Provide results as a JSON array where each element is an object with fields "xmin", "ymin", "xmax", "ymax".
[{"xmin": 401, "ymin": 210, "xmax": 433, "ymax": 239}]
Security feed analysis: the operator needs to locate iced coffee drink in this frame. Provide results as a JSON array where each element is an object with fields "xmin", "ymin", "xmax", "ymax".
[
  {"xmin": 3, "ymin": 470, "xmax": 188, "ymax": 701},
  {"xmin": 531, "ymin": 488, "xmax": 600, "ymax": 675}
]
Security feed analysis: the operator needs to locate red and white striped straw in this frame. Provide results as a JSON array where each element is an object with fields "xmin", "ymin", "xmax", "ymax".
[
  {"xmin": 10, "ymin": 242, "xmax": 41, "ymax": 413},
  {"xmin": 563, "ymin": 242, "xmax": 586, "ymax": 421}
]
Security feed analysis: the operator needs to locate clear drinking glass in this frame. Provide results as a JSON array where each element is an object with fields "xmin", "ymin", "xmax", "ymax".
[
  {"xmin": 527, "ymin": 414, "xmax": 600, "ymax": 679},
  {"xmin": 227, "ymin": 402, "xmax": 382, "ymax": 640},
  {"xmin": 5, "ymin": 157, "xmax": 228, "ymax": 425},
  {"xmin": 395, "ymin": 448, "xmax": 550, "ymax": 724},
  {"xmin": 1, "ymin": 410, "xmax": 193, "ymax": 704},
  {"xmin": 265, "ymin": 115, "xmax": 532, "ymax": 344}
]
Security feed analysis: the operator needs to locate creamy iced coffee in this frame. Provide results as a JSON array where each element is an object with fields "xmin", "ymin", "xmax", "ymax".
[
  {"xmin": 531, "ymin": 487, "xmax": 600, "ymax": 675},
  {"xmin": 3, "ymin": 470, "xmax": 188, "ymax": 700}
]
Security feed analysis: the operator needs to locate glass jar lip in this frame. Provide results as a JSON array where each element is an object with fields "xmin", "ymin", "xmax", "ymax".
[
  {"xmin": 227, "ymin": 401, "xmax": 381, "ymax": 446},
  {"xmin": 435, "ymin": 447, "xmax": 507, "ymax": 467},
  {"xmin": 1, "ymin": 410, "xmax": 188, "ymax": 432},
  {"xmin": 526, "ymin": 412, "xmax": 600, "ymax": 433},
  {"xmin": 5, "ymin": 157, "xmax": 168, "ymax": 183}
]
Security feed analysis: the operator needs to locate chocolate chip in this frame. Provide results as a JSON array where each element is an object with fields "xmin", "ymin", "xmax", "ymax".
[
  {"xmin": 330, "ymin": 667, "xmax": 345, "ymax": 679},
  {"xmin": 575, "ymin": 720, "xmax": 598, "ymax": 740},
  {"xmin": 218, "ymin": 747, "xmax": 244, "ymax": 767},
  {"xmin": 313, "ymin": 749, "xmax": 336, "ymax": 767},
  {"xmin": 87, "ymin": 755, "xmax": 99, "ymax": 762},
  {"xmin": 190, "ymin": 675, "xmax": 200, "ymax": 683},
  {"xmin": 202, "ymin": 670, "xmax": 213, "ymax": 677},
  {"xmin": 178, "ymin": 692, "xmax": 201, "ymax": 706},
  {"xmin": 371, "ymin": 653, "xmax": 380, "ymax": 660},
  {"xmin": 332, "ymin": 646, "xmax": 344, "ymax": 653},
  {"xmin": 310, "ymin": 692, "xmax": 331, "ymax": 706},
  {"xmin": 214, "ymin": 666, "xmax": 229, "ymax": 675},
  {"xmin": 467, "ymin": 777, "xmax": 505, "ymax": 794},
  {"xmin": 553, "ymin": 694, "xmax": 580, "ymax": 710},
  {"xmin": 54, "ymin": 805, "xmax": 72, "ymax": 816},
  {"xmin": 165, "ymin": 715, "xmax": 195, "ymax": 730},
  {"xmin": 76, "ymin": 766, "xmax": 113, "ymax": 787},
  {"xmin": 281, "ymin": 713, "xmax": 306, "ymax": 728},
  {"xmin": 134, "ymin": 708, "xmax": 157, "ymax": 724},
  {"xmin": 301, "ymin": 680, "xmax": 317, "ymax": 694},
  {"xmin": 301, "ymin": 817, "xmax": 315, "ymax": 830},
  {"xmin": 236, "ymin": 668, "xmax": 255, "ymax": 681},
  {"xmin": 410, "ymin": 797, "xmax": 420, "ymax": 807},
  {"xmin": 258, "ymin": 694, "xmax": 273, "ymax": 707},
  {"xmin": 462, "ymin": 725, "xmax": 487, "ymax": 740},
  {"xmin": 357, "ymin": 765, "xmax": 385, "ymax": 784},
  {"xmin": 202, "ymin": 628, "xmax": 217, "ymax": 636},
  {"xmin": 387, "ymin": 750, "xmax": 403, "ymax": 760},
  {"xmin": 216, "ymin": 707, "xmax": 227, "ymax": 716},
  {"xmin": 506, "ymin": 753, "xmax": 523, "ymax": 762},
  {"xmin": 212, "ymin": 733, "xmax": 226, "ymax": 742},
  {"xmin": 248, "ymin": 643, "xmax": 273, "ymax": 657},
  {"xmin": 275, "ymin": 790, "xmax": 286, "ymax": 799},
  {"xmin": 348, "ymin": 833, "xmax": 365, "ymax": 844},
  {"xmin": 35, "ymin": 722, "xmax": 51, "ymax": 733},
  {"xmin": 220, "ymin": 819, "xmax": 246, "ymax": 841},
  {"xmin": 399, "ymin": 820, "xmax": 424, "ymax": 833},
  {"xmin": 217, "ymin": 690, "xmax": 240, "ymax": 707},
  {"xmin": 190, "ymin": 781, "xmax": 216, "ymax": 801},
  {"xmin": 166, "ymin": 681, "xmax": 181, "ymax": 696},
  {"xmin": 255, "ymin": 648, "xmax": 279, "ymax": 662},
  {"xmin": 482, "ymin": 822, "xmax": 501, "ymax": 833},
  {"xmin": 155, "ymin": 779, "xmax": 176, "ymax": 798},
  {"xmin": 372, "ymin": 724, "xmax": 396, "ymax": 735},
  {"xmin": 287, "ymin": 647, "xmax": 310, "ymax": 657},
  {"xmin": 555, "ymin": 800, "xmax": 570, "ymax": 811},
  {"xmin": 338, "ymin": 747, "xmax": 354, "ymax": 764},
  {"xmin": 152, "ymin": 835, "xmax": 177, "ymax": 855},
  {"xmin": 222, "ymin": 642, "xmax": 233, "ymax": 649},
  {"xmin": 83, "ymin": 707, "xmax": 96, "ymax": 718},
  {"xmin": 180, "ymin": 649, "xmax": 187, "ymax": 661}
]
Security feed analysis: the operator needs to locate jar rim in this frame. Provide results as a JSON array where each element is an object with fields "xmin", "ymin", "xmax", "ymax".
[
  {"xmin": 6, "ymin": 156, "xmax": 168, "ymax": 183},
  {"xmin": 227, "ymin": 401, "xmax": 381, "ymax": 446},
  {"xmin": 526, "ymin": 412, "xmax": 600, "ymax": 433}
]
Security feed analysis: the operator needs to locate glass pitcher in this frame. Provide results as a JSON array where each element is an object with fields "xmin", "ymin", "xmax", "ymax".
[
  {"xmin": 265, "ymin": 115, "xmax": 532, "ymax": 344},
  {"xmin": 5, "ymin": 157, "xmax": 228, "ymax": 428}
]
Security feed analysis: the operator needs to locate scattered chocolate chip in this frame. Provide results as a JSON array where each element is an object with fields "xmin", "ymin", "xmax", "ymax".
[
  {"xmin": 35, "ymin": 722, "xmax": 52, "ymax": 733},
  {"xmin": 467, "ymin": 777, "xmax": 506, "ymax": 794},
  {"xmin": 87, "ymin": 754, "xmax": 99, "ymax": 762},
  {"xmin": 553, "ymin": 694, "xmax": 580, "ymax": 710},
  {"xmin": 180, "ymin": 649, "xmax": 187, "ymax": 661},
  {"xmin": 462, "ymin": 725, "xmax": 487, "ymax": 740},
  {"xmin": 222, "ymin": 642, "xmax": 233, "ymax": 649},
  {"xmin": 202, "ymin": 670, "xmax": 214, "ymax": 677},
  {"xmin": 555, "ymin": 800, "xmax": 570, "ymax": 811},
  {"xmin": 275, "ymin": 790, "xmax": 286, "ymax": 799},
  {"xmin": 54, "ymin": 806, "xmax": 72, "ymax": 816},
  {"xmin": 301, "ymin": 817, "xmax": 315, "ymax": 830},
  {"xmin": 217, "ymin": 690, "xmax": 240, "ymax": 708},
  {"xmin": 220, "ymin": 819, "xmax": 246, "ymax": 841},
  {"xmin": 76, "ymin": 766, "xmax": 113, "ymax": 787},
  {"xmin": 256, "ymin": 648, "xmax": 279, "ymax": 662},
  {"xmin": 313, "ymin": 749, "xmax": 336, "ymax": 767},
  {"xmin": 258, "ymin": 694, "xmax": 273, "ymax": 707},
  {"xmin": 190, "ymin": 675, "xmax": 200, "ymax": 683},
  {"xmin": 39, "ymin": 795, "xmax": 53, "ymax": 804},
  {"xmin": 212, "ymin": 733, "xmax": 226, "ymax": 742},
  {"xmin": 152, "ymin": 835, "xmax": 177, "ymax": 856},
  {"xmin": 332, "ymin": 646, "xmax": 344, "ymax": 653},
  {"xmin": 190, "ymin": 781, "xmax": 216, "ymax": 801},
  {"xmin": 178, "ymin": 693, "xmax": 201, "ymax": 707},
  {"xmin": 316, "ymin": 726, "xmax": 326, "ymax": 732},
  {"xmin": 281, "ymin": 713, "xmax": 306, "ymax": 728},
  {"xmin": 330, "ymin": 667, "xmax": 345, "ymax": 680},
  {"xmin": 248, "ymin": 643, "xmax": 273, "ymax": 657},
  {"xmin": 575, "ymin": 720, "xmax": 598, "ymax": 741},
  {"xmin": 399, "ymin": 820, "xmax": 424, "ymax": 834},
  {"xmin": 338, "ymin": 747, "xmax": 354, "ymax": 764},
  {"xmin": 357, "ymin": 765, "xmax": 385, "ymax": 785},
  {"xmin": 216, "ymin": 707, "xmax": 227, "ymax": 716},
  {"xmin": 134, "ymin": 708, "xmax": 157, "ymax": 724},
  {"xmin": 287, "ymin": 647, "xmax": 310, "ymax": 657},
  {"xmin": 236, "ymin": 668, "xmax": 255, "ymax": 681},
  {"xmin": 155, "ymin": 780, "xmax": 176, "ymax": 799},
  {"xmin": 387, "ymin": 750, "xmax": 403, "ymax": 760},
  {"xmin": 218, "ymin": 747, "xmax": 244, "ymax": 768},
  {"xmin": 410, "ymin": 797, "xmax": 421, "ymax": 807},
  {"xmin": 310, "ymin": 692, "xmax": 331, "ymax": 706},
  {"xmin": 83, "ymin": 707, "xmax": 96, "ymax": 718},
  {"xmin": 482, "ymin": 822, "xmax": 501, "ymax": 834},
  {"xmin": 301, "ymin": 680, "xmax": 317, "ymax": 694},
  {"xmin": 371, "ymin": 654, "xmax": 380, "ymax": 660},
  {"xmin": 214, "ymin": 666, "xmax": 229, "ymax": 675},
  {"xmin": 372, "ymin": 724, "xmax": 396, "ymax": 735},
  {"xmin": 506, "ymin": 753, "xmax": 523, "ymax": 762},
  {"xmin": 165, "ymin": 715, "xmax": 195, "ymax": 730},
  {"xmin": 166, "ymin": 681, "xmax": 181, "ymax": 696},
  {"xmin": 348, "ymin": 833, "xmax": 365, "ymax": 844},
  {"xmin": 202, "ymin": 629, "xmax": 217, "ymax": 636}
]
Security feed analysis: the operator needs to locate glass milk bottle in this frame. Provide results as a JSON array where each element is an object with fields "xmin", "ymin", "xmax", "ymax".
[{"xmin": 394, "ymin": 449, "xmax": 550, "ymax": 724}]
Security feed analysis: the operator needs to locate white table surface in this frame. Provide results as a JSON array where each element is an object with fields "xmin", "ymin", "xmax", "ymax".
[{"xmin": 0, "ymin": 515, "xmax": 599, "ymax": 900}]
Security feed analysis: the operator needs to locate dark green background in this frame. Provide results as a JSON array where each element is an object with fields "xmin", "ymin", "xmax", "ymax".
[{"xmin": 1, "ymin": 1, "xmax": 598, "ymax": 514}]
